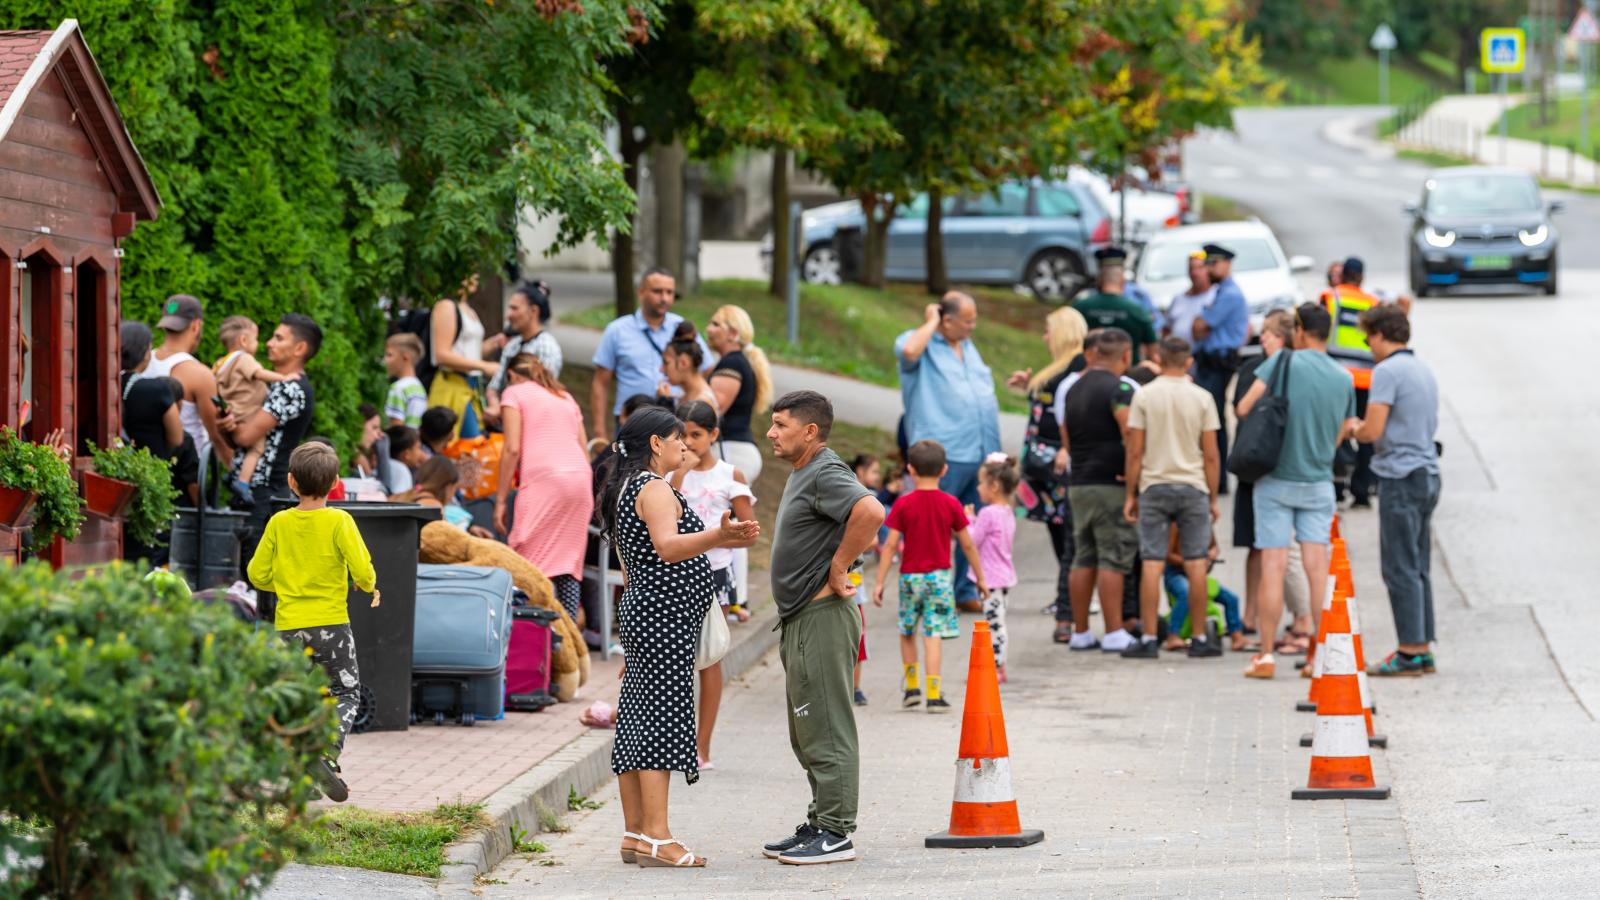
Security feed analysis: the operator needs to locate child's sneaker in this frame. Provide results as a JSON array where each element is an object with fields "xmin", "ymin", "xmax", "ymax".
[
  {"xmin": 229, "ymin": 478, "xmax": 254, "ymax": 507},
  {"xmin": 853, "ymin": 688, "xmax": 868, "ymax": 706},
  {"xmin": 313, "ymin": 757, "xmax": 348, "ymax": 802},
  {"xmin": 926, "ymin": 697, "xmax": 952, "ymax": 714},
  {"xmin": 901, "ymin": 689, "xmax": 922, "ymax": 709}
]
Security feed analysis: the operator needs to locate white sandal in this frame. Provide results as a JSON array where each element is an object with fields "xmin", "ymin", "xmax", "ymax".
[
  {"xmin": 619, "ymin": 831, "xmax": 644, "ymax": 863},
  {"xmin": 634, "ymin": 834, "xmax": 706, "ymax": 867}
]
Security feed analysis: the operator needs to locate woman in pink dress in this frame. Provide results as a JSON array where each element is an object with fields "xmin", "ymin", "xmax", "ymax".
[{"xmin": 494, "ymin": 353, "xmax": 593, "ymax": 622}]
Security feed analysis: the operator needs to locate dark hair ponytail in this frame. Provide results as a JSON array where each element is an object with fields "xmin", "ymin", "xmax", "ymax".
[
  {"xmin": 665, "ymin": 321, "xmax": 703, "ymax": 369},
  {"xmin": 595, "ymin": 406, "xmax": 686, "ymax": 542}
]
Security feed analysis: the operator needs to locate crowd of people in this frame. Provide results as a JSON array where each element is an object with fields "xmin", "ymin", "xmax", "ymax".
[{"xmin": 110, "ymin": 239, "xmax": 1441, "ymax": 864}]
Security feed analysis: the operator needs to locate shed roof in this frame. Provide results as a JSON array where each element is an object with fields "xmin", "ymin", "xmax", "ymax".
[{"xmin": 0, "ymin": 20, "xmax": 160, "ymax": 221}]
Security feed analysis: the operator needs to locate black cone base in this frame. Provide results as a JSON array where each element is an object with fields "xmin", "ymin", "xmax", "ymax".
[
  {"xmin": 926, "ymin": 828, "xmax": 1045, "ymax": 849},
  {"xmin": 1296, "ymin": 701, "xmax": 1317, "ymax": 712},
  {"xmin": 1291, "ymin": 785, "xmax": 1391, "ymax": 800},
  {"xmin": 1300, "ymin": 732, "xmax": 1388, "ymax": 748}
]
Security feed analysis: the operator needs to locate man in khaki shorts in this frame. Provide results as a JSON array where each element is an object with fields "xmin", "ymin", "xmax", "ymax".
[
  {"xmin": 1061, "ymin": 328, "xmax": 1142, "ymax": 653},
  {"xmin": 1122, "ymin": 336, "xmax": 1222, "ymax": 659}
]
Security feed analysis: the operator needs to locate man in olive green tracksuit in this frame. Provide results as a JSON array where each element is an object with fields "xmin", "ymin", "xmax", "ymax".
[{"xmin": 762, "ymin": 390, "xmax": 885, "ymax": 866}]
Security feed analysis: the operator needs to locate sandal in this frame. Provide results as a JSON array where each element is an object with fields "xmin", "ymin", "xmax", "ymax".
[
  {"xmin": 1274, "ymin": 632, "xmax": 1312, "ymax": 655},
  {"xmin": 619, "ymin": 831, "xmax": 644, "ymax": 864},
  {"xmin": 634, "ymin": 834, "xmax": 706, "ymax": 867}
]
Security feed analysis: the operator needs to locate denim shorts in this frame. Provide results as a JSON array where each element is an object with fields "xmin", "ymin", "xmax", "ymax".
[
  {"xmin": 1137, "ymin": 483, "xmax": 1211, "ymax": 560},
  {"xmin": 1252, "ymin": 475, "xmax": 1335, "ymax": 549}
]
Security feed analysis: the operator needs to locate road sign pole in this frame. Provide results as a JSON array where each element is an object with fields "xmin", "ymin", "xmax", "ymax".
[
  {"xmin": 1379, "ymin": 48, "xmax": 1390, "ymax": 106},
  {"xmin": 785, "ymin": 200, "xmax": 800, "ymax": 346},
  {"xmin": 1500, "ymin": 73, "xmax": 1510, "ymax": 163}
]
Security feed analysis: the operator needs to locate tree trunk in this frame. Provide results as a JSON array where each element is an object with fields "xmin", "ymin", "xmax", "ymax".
[
  {"xmin": 861, "ymin": 191, "xmax": 891, "ymax": 289},
  {"xmin": 613, "ymin": 106, "xmax": 641, "ymax": 317},
  {"xmin": 653, "ymin": 140, "xmax": 687, "ymax": 281},
  {"xmin": 768, "ymin": 145, "xmax": 791, "ymax": 297},
  {"xmin": 924, "ymin": 186, "xmax": 947, "ymax": 296}
]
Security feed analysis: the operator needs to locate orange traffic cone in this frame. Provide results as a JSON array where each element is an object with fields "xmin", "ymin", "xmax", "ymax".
[
  {"xmin": 1293, "ymin": 601, "xmax": 1390, "ymax": 800},
  {"xmin": 1301, "ymin": 575, "xmax": 1386, "ymax": 749},
  {"xmin": 926, "ymin": 621, "xmax": 1044, "ymax": 849}
]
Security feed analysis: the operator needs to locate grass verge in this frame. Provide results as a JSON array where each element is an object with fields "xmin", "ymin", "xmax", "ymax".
[
  {"xmin": 1495, "ymin": 95, "xmax": 1600, "ymax": 150},
  {"xmin": 246, "ymin": 802, "xmax": 488, "ymax": 878},
  {"xmin": 1266, "ymin": 54, "xmax": 1446, "ymax": 107},
  {"xmin": 1197, "ymin": 193, "xmax": 1258, "ymax": 223},
  {"xmin": 1395, "ymin": 147, "xmax": 1600, "ymax": 195},
  {"xmin": 566, "ymin": 278, "xmax": 1046, "ymax": 415}
]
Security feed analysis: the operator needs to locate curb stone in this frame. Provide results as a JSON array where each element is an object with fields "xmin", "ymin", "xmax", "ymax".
[{"xmin": 438, "ymin": 595, "xmax": 783, "ymax": 886}]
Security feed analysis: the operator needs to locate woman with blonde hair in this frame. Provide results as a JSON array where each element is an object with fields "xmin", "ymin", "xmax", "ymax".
[
  {"xmin": 703, "ymin": 304, "xmax": 772, "ymax": 481},
  {"xmin": 1005, "ymin": 305, "xmax": 1089, "ymax": 637}
]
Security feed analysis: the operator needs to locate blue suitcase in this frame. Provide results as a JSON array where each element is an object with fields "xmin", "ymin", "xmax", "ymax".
[{"xmin": 411, "ymin": 564, "xmax": 514, "ymax": 724}]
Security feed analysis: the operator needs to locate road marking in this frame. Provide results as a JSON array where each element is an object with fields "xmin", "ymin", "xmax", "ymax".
[
  {"xmin": 1260, "ymin": 165, "xmax": 1292, "ymax": 179},
  {"xmin": 1307, "ymin": 165, "xmax": 1339, "ymax": 179},
  {"xmin": 1206, "ymin": 165, "xmax": 1242, "ymax": 179}
]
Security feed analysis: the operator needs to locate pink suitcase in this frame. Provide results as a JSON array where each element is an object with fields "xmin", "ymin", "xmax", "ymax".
[{"xmin": 506, "ymin": 606, "xmax": 559, "ymax": 711}]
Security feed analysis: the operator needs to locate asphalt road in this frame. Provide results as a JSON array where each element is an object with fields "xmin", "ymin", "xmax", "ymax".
[
  {"xmin": 1186, "ymin": 106, "xmax": 1600, "ymax": 284},
  {"xmin": 1196, "ymin": 106, "xmax": 1600, "ymax": 896}
]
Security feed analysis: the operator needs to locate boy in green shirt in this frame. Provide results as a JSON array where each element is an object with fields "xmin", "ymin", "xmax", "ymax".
[{"xmin": 247, "ymin": 442, "xmax": 378, "ymax": 802}]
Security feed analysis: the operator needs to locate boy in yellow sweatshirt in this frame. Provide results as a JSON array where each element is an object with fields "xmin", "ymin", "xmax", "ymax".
[{"xmin": 247, "ymin": 441, "xmax": 378, "ymax": 802}]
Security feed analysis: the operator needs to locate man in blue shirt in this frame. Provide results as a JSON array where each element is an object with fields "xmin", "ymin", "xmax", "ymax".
[
  {"xmin": 1190, "ymin": 243, "xmax": 1250, "ymax": 493},
  {"xmin": 894, "ymin": 291, "xmax": 1002, "ymax": 607},
  {"xmin": 589, "ymin": 267, "xmax": 709, "ymax": 442}
]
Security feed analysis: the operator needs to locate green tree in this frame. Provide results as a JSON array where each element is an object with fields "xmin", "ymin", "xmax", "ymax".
[{"xmin": 809, "ymin": 0, "xmax": 1090, "ymax": 293}]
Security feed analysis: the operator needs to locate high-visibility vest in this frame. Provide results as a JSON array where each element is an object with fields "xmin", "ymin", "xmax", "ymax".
[{"xmin": 1321, "ymin": 285, "xmax": 1377, "ymax": 388}]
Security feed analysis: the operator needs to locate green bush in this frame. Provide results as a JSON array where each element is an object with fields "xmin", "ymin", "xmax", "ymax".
[
  {"xmin": 0, "ymin": 562, "xmax": 338, "ymax": 898},
  {"xmin": 89, "ymin": 441, "xmax": 180, "ymax": 548},
  {"xmin": 0, "ymin": 428, "xmax": 83, "ymax": 551}
]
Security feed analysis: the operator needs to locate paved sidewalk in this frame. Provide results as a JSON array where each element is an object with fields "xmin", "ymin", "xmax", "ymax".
[
  {"xmin": 480, "ymin": 519, "xmax": 1419, "ymax": 898},
  {"xmin": 1393, "ymin": 94, "xmax": 1600, "ymax": 186}
]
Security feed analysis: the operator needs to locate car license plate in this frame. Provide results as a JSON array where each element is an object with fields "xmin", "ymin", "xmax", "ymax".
[{"xmin": 1466, "ymin": 255, "xmax": 1512, "ymax": 270}]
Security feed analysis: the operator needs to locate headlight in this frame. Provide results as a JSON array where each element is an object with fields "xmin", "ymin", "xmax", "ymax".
[
  {"xmin": 1518, "ymin": 224, "xmax": 1548, "ymax": 246},
  {"xmin": 1424, "ymin": 226, "xmax": 1456, "ymax": 248}
]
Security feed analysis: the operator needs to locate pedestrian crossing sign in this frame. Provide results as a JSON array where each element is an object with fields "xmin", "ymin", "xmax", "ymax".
[{"xmin": 1480, "ymin": 28, "xmax": 1525, "ymax": 74}]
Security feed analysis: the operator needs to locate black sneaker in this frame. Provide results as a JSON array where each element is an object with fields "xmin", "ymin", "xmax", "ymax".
[
  {"xmin": 853, "ymin": 688, "xmax": 868, "ymax": 706},
  {"xmin": 778, "ymin": 828, "xmax": 856, "ymax": 865},
  {"xmin": 762, "ymin": 822, "xmax": 820, "ymax": 859},
  {"xmin": 902, "ymin": 689, "xmax": 922, "ymax": 708},
  {"xmin": 313, "ymin": 758, "xmax": 348, "ymax": 803},
  {"xmin": 1187, "ymin": 638, "xmax": 1222, "ymax": 658},
  {"xmin": 1120, "ymin": 639, "xmax": 1159, "ymax": 659},
  {"xmin": 926, "ymin": 697, "xmax": 952, "ymax": 714}
]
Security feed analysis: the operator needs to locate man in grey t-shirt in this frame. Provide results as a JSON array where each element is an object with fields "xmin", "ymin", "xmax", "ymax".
[
  {"xmin": 762, "ymin": 390, "xmax": 883, "ymax": 865},
  {"xmin": 1354, "ymin": 305, "xmax": 1440, "ymax": 677}
]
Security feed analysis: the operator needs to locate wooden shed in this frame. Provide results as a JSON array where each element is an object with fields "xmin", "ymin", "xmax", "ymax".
[{"xmin": 0, "ymin": 19, "xmax": 161, "ymax": 566}]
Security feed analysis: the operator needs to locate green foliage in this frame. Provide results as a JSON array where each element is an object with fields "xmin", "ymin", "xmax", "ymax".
[
  {"xmin": 0, "ymin": 428, "xmax": 83, "ymax": 550},
  {"xmin": 0, "ymin": 562, "xmax": 336, "ymax": 897},
  {"xmin": 567, "ymin": 785, "xmax": 603, "ymax": 811},
  {"xmin": 241, "ymin": 802, "xmax": 488, "ymax": 878},
  {"xmin": 89, "ymin": 440, "xmax": 179, "ymax": 548}
]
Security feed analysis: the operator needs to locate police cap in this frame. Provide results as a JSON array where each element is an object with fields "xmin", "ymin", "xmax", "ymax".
[
  {"xmin": 1202, "ymin": 243, "xmax": 1236, "ymax": 261},
  {"xmin": 1093, "ymin": 246, "xmax": 1129, "ymax": 263}
]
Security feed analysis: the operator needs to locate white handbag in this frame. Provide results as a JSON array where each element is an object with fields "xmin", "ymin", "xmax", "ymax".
[{"xmin": 696, "ymin": 598, "xmax": 731, "ymax": 670}]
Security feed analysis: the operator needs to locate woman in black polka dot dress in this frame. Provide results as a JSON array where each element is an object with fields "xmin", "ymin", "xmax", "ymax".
[{"xmin": 596, "ymin": 407, "xmax": 759, "ymax": 868}]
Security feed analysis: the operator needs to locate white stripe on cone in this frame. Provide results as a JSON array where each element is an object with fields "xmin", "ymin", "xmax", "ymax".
[
  {"xmin": 1322, "ymin": 633, "xmax": 1357, "ymax": 676},
  {"xmin": 1310, "ymin": 715, "xmax": 1370, "ymax": 757},
  {"xmin": 1347, "ymin": 595, "xmax": 1362, "ymax": 633},
  {"xmin": 1311, "ymin": 643, "xmax": 1326, "ymax": 679},
  {"xmin": 1357, "ymin": 670, "xmax": 1373, "ymax": 709},
  {"xmin": 951, "ymin": 758, "xmax": 1016, "ymax": 804}
]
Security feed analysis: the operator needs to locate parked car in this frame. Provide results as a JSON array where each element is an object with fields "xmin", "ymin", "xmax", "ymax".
[
  {"xmin": 767, "ymin": 179, "xmax": 1113, "ymax": 301},
  {"xmin": 1406, "ymin": 166, "xmax": 1561, "ymax": 297},
  {"xmin": 1131, "ymin": 220, "xmax": 1313, "ymax": 342},
  {"xmin": 1065, "ymin": 166, "xmax": 1183, "ymax": 244}
]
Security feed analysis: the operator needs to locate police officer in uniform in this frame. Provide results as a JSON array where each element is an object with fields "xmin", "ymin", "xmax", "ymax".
[
  {"xmin": 1073, "ymin": 247, "xmax": 1159, "ymax": 365},
  {"xmin": 1190, "ymin": 243, "xmax": 1249, "ymax": 494}
]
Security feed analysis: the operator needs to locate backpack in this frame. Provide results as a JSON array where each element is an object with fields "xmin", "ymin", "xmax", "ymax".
[{"xmin": 389, "ymin": 301, "xmax": 463, "ymax": 391}]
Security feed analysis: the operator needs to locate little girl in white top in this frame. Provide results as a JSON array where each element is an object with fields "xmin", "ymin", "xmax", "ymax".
[{"xmin": 669, "ymin": 400, "xmax": 755, "ymax": 770}]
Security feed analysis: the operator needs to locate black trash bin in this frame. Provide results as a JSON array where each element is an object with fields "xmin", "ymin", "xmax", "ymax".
[
  {"xmin": 170, "ymin": 507, "xmax": 251, "ymax": 590},
  {"xmin": 271, "ymin": 500, "xmax": 441, "ymax": 732}
]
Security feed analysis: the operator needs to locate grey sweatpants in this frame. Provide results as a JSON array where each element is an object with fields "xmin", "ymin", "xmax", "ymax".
[
  {"xmin": 779, "ymin": 595, "xmax": 862, "ymax": 836},
  {"xmin": 281, "ymin": 624, "xmax": 361, "ymax": 752}
]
